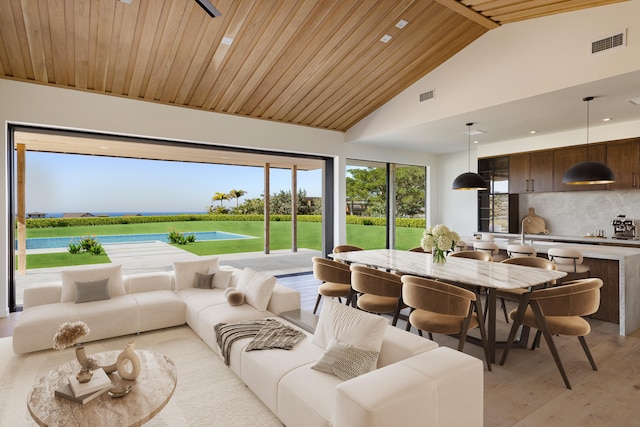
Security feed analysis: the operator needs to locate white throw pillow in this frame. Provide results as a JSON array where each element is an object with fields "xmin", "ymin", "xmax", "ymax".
[
  {"xmin": 235, "ymin": 268, "xmax": 276, "ymax": 311},
  {"xmin": 208, "ymin": 267, "xmax": 233, "ymax": 290},
  {"xmin": 173, "ymin": 257, "xmax": 219, "ymax": 290},
  {"xmin": 312, "ymin": 299, "xmax": 388, "ymax": 353},
  {"xmin": 312, "ymin": 339, "xmax": 379, "ymax": 380},
  {"xmin": 60, "ymin": 264, "xmax": 124, "ymax": 303}
]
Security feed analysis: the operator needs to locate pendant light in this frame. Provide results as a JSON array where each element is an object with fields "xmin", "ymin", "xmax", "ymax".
[
  {"xmin": 452, "ymin": 123, "xmax": 488, "ymax": 190},
  {"xmin": 562, "ymin": 96, "xmax": 616, "ymax": 185}
]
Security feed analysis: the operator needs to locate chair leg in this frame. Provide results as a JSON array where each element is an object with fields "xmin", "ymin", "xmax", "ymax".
[
  {"xmin": 391, "ymin": 299, "xmax": 403, "ymax": 326},
  {"xmin": 531, "ymin": 330, "xmax": 542, "ymax": 350},
  {"xmin": 473, "ymin": 299, "xmax": 492, "ymax": 371},
  {"xmin": 313, "ymin": 294, "xmax": 322, "ymax": 314},
  {"xmin": 501, "ymin": 298, "xmax": 509, "ymax": 323},
  {"xmin": 578, "ymin": 336, "xmax": 598, "ymax": 371},
  {"xmin": 530, "ymin": 301, "xmax": 572, "ymax": 389},
  {"xmin": 500, "ymin": 293, "xmax": 532, "ymax": 366}
]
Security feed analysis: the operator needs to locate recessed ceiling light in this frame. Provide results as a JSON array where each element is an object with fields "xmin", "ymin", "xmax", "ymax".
[
  {"xmin": 530, "ymin": 130, "xmax": 537, "ymax": 134},
  {"xmin": 396, "ymin": 20, "xmax": 408, "ymax": 29},
  {"xmin": 627, "ymin": 97, "xmax": 640, "ymax": 105},
  {"xmin": 221, "ymin": 36, "xmax": 233, "ymax": 46},
  {"xmin": 380, "ymin": 34, "xmax": 392, "ymax": 43},
  {"xmin": 473, "ymin": 140, "xmax": 479, "ymax": 144},
  {"xmin": 603, "ymin": 117, "xmax": 612, "ymax": 122}
]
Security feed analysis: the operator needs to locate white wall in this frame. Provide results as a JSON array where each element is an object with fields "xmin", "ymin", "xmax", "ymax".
[
  {"xmin": 347, "ymin": 0, "xmax": 640, "ymax": 142},
  {"xmin": 0, "ymin": 79, "xmax": 437, "ymax": 316}
]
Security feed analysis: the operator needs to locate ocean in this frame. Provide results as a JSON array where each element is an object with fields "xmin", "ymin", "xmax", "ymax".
[{"xmin": 32, "ymin": 211, "xmax": 207, "ymax": 218}]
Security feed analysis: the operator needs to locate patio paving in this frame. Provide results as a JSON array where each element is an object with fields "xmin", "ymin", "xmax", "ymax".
[{"xmin": 14, "ymin": 242, "xmax": 320, "ymax": 305}]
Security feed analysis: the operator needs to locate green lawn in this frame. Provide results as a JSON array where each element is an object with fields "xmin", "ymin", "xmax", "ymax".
[{"xmin": 21, "ymin": 221, "xmax": 424, "ymax": 269}]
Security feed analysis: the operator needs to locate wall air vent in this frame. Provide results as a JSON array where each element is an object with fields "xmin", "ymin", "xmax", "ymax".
[
  {"xmin": 591, "ymin": 30, "xmax": 626, "ymax": 55},
  {"xmin": 419, "ymin": 89, "xmax": 435, "ymax": 102}
]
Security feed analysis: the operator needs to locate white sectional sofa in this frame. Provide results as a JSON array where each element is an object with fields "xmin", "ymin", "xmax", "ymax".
[{"xmin": 13, "ymin": 257, "xmax": 484, "ymax": 426}]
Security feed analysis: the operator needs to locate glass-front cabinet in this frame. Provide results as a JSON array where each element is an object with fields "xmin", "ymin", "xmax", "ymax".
[{"xmin": 477, "ymin": 157, "xmax": 519, "ymax": 233}]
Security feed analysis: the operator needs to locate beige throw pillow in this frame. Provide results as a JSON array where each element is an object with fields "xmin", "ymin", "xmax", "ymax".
[
  {"xmin": 312, "ymin": 299, "xmax": 388, "ymax": 354},
  {"xmin": 173, "ymin": 257, "xmax": 219, "ymax": 290},
  {"xmin": 312, "ymin": 339, "xmax": 379, "ymax": 380},
  {"xmin": 235, "ymin": 268, "xmax": 276, "ymax": 311},
  {"xmin": 74, "ymin": 278, "xmax": 111, "ymax": 304},
  {"xmin": 194, "ymin": 272, "xmax": 215, "ymax": 289}
]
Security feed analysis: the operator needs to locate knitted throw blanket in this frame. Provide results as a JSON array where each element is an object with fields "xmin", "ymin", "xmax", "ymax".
[{"xmin": 214, "ymin": 319, "xmax": 305, "ymax": 366}]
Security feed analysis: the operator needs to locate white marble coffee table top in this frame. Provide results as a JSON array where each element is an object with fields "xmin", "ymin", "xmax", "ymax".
[
  {"xmin": 330, "ymin": 249, "xmax": 566, "ymax": 290},
  {"xmin": 28, "ymin": 350, "xmax": 176, "ymax": 427}
]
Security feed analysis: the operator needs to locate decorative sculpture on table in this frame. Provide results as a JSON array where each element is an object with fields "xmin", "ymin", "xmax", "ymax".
[
  {"xmin": 420, "ymin": 224, "xmax": 460, "ymax": 264},
  {"xmin": 53, "ymin": 320, "xmax": 141, "ymax": 382}
]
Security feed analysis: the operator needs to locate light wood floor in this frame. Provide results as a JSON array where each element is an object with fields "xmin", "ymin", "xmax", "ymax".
[{"xmin": 3, "ymin": 273, "xmax": 640, "ymax": 426}]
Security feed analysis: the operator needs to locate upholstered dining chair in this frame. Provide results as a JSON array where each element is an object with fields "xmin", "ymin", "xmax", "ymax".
[
  {"xmin": 311, "ymin": 257, "xmax": 352, "ymax": 314},
  {"xmin": 349, "ymin": 264, "xmax": 405, "ymax": 326},
  {"xmin": 408, "ymin": 246, "xmax": 429, "ymax": 253},
  {"xmin": 492, "ymin": 257, "xmax": 558, "ymax": 323},
  {"xmin": 332, "ymin": 244, "xmax": 364, "ymax": 253},
  {"xmin": 401, "ymin": 275, "xmax": 491, "ymax": 371},
  {"xmin": 473, "ymin": 241, "xmax": 507, "ymax": 261},
  {"xmin": 548, "ymin": 247, "xmax": 590, "ymax": 279},
  {"xmin": 507, "ymin": 244, "xmax": 537, "ymax": 258},
  {"xmin": 500, "ymin": 278, "xmax": 603, "ymax": 389},
  {"xmin": 449, "ymin": 250, "xmax": 493, "ymax": 262}
]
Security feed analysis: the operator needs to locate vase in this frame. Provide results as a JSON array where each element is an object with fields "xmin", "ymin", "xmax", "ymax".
[
  {"xmin": 432, "ymin": 248, "xmax": 446, "ymax": 264},
  {"xmin": 75, "ymin": 345, "xmax": 117, "ymax": 374},
  {"xmin": 116, "ymin": 342, "xmax": 141, "ymax": 380}
]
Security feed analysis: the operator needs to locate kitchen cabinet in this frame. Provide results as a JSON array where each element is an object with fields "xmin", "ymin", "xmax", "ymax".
[
  {"xmin": 508, "ymin": 151, "xmax": 554, "ymax": 193},
  {"xmin": 606, "ymin": 138, "xmax": 640, "ymax": 190},
  {"xmin": 552, "ymin": 144, "xmax": 608, "ymax": 191}
]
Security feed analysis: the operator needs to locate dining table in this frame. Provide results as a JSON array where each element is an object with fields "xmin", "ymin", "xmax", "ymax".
[{"xmin": 329, "ymin": 249, "xmax": 567, "ymax": 362}]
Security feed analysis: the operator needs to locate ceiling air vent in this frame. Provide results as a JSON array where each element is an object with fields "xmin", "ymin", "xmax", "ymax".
[
  {"xmin": 591, "ymin": 30, "xmax": 626, "ymax": 55},
  {"xmin": 419, "ymin": 89, "xmax": 435, "ymax": 102}
]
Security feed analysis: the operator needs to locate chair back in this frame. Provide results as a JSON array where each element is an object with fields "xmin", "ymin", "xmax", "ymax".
[
  {"xmin": 312, "ymin": 257, "xmax": 351, "ymax": 284},
  {"xmin": 333, "ymin": 245, "xmax": 364, "ymax": 253},
  {"xmin": 507, "ymin": 244, "xmax": 537, "ymax": 258},
  {"xmin": 530, "ymin": 278, "xmax": 602, "ymax": 317},
  {"xmin": 449, "ymin": 250, "xmax": 493, "ymax": 262},
  {"xmin": 473, "ymin": 241, "xmax": 499, "ymax": 255},
  {"xmin": 401, "ymin": 275, "xmax": 475, "ymax": 316},
  {"xmin": 548, "ymin": 247, "xmax": 583, "ymax": 265},
  {"xmin": 350, "ymin": 264, "xmax": 402, "ymax": 298},
  {"xmin": 408, "ymin": 246, "xmax": 429, "ymax": 253},
  {"xmin": 501, "ymin": 256, "xmax": 556, "ymax": 270}
]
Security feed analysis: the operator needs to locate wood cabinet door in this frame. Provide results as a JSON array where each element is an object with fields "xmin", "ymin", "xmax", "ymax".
[
  {"xmin": 553, "ymin": 145, "xmax": 608, "ymax": 191},
  {"xmin": 508, "ymin": 153, "xmax": 529, "ymax": 193},
  {"xmin": 529, "ymin": 151, "xmax": 554, "ymax": 192},
  {"xmin": 607, "ymin": 138, "xmax": 640, "ymax": 189}
]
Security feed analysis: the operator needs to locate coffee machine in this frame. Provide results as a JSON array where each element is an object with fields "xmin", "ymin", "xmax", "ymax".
[{"xmin": 611, "ymin": 215, "xmax": 639, "ymax": 240}]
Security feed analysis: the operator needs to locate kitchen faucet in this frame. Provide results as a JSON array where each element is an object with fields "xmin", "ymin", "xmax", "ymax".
[{"xmin": 521, "ymin": 217, "xmax": 531, "ymax": 244}]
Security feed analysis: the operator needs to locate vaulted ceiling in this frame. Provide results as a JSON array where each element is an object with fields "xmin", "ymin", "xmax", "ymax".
[{"xmin": 0, "ymin": 0, "xmax": 627, "ymax": 135}]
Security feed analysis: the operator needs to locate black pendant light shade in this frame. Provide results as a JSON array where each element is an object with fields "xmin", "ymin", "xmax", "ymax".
[
  {"xmin": 452, "ymin": 172, "xmax": 489, "ymax": 190},
  {"xmin": 452, "ymin": 122, "xmax": 488, "ymax": 190},
  {"xmin": 562, "ymin": 161, "xmax": 616, "ymax": 184},
  {"xmin": 563, "ymin": 96, "xmax": 616, "ymax": 185}
]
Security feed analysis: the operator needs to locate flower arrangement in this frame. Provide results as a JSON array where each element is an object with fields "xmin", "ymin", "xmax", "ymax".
[
  {"xmin": 420, "ymin": 224, "xmax": 460, "ymax": 264},
  {"xmin": 53, "ymin": 320, "xmax": 90, "ymax": 350}
]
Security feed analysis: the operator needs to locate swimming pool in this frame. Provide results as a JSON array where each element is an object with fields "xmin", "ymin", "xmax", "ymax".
[{"xmin": 22, "ymin": 231, "xmax": 254, "ymax": 250}]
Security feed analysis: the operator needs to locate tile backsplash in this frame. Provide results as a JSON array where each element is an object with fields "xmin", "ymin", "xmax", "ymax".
[{"xmin": 518, "ymin": 190, "xmax": 640, "ymax": 237}]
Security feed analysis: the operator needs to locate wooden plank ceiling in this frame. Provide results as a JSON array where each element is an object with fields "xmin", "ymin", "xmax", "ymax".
[{"xmin": 0, "ymin": 0, "xmax": 627, "ymax": 133}]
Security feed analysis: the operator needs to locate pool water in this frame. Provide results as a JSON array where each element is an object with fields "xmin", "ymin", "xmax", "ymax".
[{"xmin": 21, "ymin": 231, "xmax": 253, "ymax": 250}]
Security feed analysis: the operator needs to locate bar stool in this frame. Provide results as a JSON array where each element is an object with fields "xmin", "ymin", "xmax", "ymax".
[
  {"xmin": 507, "ymin": 244, "xmax": 537, "ymax": 258},
  {"xmin": 548, "ymin": 247, "xmax": 590, "ymax": 279},
  {"xmin": 473, "ymin": 241, "xmax": 507, "ymax": 261}
]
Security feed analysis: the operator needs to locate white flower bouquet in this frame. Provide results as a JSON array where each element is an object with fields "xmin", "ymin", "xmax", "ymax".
[{"xmin": 420, "ymin": 224, "xmax": 460, "ymax": 264}]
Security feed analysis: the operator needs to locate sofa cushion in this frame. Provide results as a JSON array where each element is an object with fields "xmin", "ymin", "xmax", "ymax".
[
  {"xmin": 312, "ymin": 299, "xmax": 388, "ymax": 353},
  {"xmin": 235, "ymin": 268, "xmax": 276, "ymax": 311},
  {"xmin": 74, "ymin": 278, "xmax": 111, "ymax": 303},
  {"xmin": 312, "ymin": 339, "xmax": 379, "ymax": 380},
  {"xmin": 194, "ymin": 272, "xmax": 215, "ymax": 289},
  {"xmin": 60, "ymin": 265, "xmax": 124, "ymax": 303},
  {"xmin": 173, "ymin": 256, "xmax": 219, "ymax": 290},
  {"xmin": 211, "ymin": 269, "xmax": 233, "ymax": 289}
]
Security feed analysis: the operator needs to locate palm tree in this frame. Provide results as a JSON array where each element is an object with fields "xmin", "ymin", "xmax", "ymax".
[
  {"xmin": 212, "ymin": 192, "xmax": 229, "ymax": 208},
  {"xmin": 228, "ymin": 189, "xmax": 247, "ymax": 208}
]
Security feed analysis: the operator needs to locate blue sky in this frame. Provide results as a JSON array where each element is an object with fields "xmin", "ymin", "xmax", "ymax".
[{"xmin": 25, "ymin": 152, "xmax": 322, "ymax": 214}]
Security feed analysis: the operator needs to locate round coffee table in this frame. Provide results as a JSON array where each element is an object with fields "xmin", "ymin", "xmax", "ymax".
[{"xmin": 27, "ymin": 349, "xmax": 177, "ymax": 427}]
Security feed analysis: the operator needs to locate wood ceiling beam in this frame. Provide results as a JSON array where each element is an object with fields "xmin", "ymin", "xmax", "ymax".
[{"xmin": 434, "ymin": 0, "xmax": 500, "ymax": 29}]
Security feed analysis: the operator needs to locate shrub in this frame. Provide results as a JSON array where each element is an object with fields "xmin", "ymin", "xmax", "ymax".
[
  {"xmin": 68, "ymin": 235, "xmax": 103, "ymax": 255},
  {"xmin": 168, "ymin": 229, "xmax": 196, "ymax": 245}
]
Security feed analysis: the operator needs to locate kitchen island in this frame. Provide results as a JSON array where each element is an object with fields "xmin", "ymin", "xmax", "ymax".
[{"xmin": 464, "ymin": 234, "xmax": 640, "ymax": 336}]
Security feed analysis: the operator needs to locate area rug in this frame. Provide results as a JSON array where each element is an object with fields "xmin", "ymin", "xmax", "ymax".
[{"xmin": 0, "ymin": 326, "xmax": 282, "ymax": 426}]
